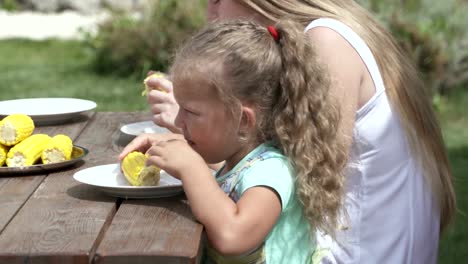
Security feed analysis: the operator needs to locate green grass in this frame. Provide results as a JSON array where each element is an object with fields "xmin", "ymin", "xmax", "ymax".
[
  {"xmin": 0, "ymin": 39, "xmax": 467, "ymax": 263},
  {"xmin": 0, "ymin": 39, "xmax": 148, "ymax": 111},
  {"xmin": 438, "ymin": 89, "xmax": 468, "ymax": 263}
]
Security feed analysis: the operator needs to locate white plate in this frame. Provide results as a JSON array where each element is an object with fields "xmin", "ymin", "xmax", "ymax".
[
  {"xmin": 0, "ymin": 98, "xmax": 97, "ymax": 125},
  {"xmin": 0, "ymin": 145, "xmax": 88, "ymax": 175},
  {"xmin": 73, "ymin": 163, "xmax": 183, "ymax": 199},
  {"xmin": 120, "ymin": 121, "xmax": 169, "ymax": 136}
]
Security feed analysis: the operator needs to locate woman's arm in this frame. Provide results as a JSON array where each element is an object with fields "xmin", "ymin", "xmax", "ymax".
[{"xmin": 306, "ymin": 27, "xmax": 369, "ymax": 147}]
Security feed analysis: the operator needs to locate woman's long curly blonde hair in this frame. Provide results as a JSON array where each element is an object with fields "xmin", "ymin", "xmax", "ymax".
[{"xmin": 171, "ymin": 19, "xmax": 347, "ymax": 236}]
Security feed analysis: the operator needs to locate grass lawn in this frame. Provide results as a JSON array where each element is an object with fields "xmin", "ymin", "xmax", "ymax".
[
  {"xmin": 437, "ymin": 90, "xmax": 468, "ymax": 263},
  {"xmin": 0, "ymin": 39, "xmax": 148, "ymax": 111},
  {"xmin": 1, "ymin": 39, "xmax": 467, "ymax": 263}
]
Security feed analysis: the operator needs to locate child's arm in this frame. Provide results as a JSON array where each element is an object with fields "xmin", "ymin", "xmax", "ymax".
[
  {"xmin": 184, "ymin": 167, "xmax": 282, "ymax": 255},
  {"xmin": 147, "ymin": 140, "xmax": 282, "ymax": 255}
]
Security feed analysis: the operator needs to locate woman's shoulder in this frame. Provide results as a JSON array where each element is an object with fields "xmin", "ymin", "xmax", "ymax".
[
  {"xmin": 306, "ymin": 25, "xmax": 351, "ymax": 53},
  {"xmin": 304, "ymin": 18, "xmax": 370, "ymax": 65},
  {"xmin": 304, "ymin": 19, "xmax": 365, "ymax": 88},
  {"xmin": 304, "ymin": 18, "xmax": 362, "ymax": 56},
  {"xmin": 304, "ymin": 18, "xmax": 373, "ymax": 128}
]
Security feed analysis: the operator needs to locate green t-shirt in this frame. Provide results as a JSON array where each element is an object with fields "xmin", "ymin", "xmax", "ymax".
[{"xmin": 206, "ymin": 143, "xmax": 315, "ymax": 264}]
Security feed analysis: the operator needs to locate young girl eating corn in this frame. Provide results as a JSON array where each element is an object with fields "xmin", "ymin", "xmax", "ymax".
[{"xmin": 121, "ymin": 19, "xmax": 346, "ymax": 263}]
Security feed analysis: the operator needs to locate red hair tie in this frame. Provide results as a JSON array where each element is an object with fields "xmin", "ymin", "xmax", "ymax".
[{"xmin": 267, "ymin": 26, "xmax": 280, "ymax": 42}]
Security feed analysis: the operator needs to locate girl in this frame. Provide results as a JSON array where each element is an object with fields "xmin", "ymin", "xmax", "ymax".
[
  {"xmin": 143, "ymin": 1, "xmax": 456, "ymax": 263},
  {"xmin": 122, "ymin": 19, "xmax": 346, "ymax": 263}
]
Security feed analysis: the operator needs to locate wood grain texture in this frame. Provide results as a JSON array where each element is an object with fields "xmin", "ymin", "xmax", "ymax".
[
  {"xmin": 0, "ymin": 113, "xmax": 93, "ymax": 234},
  {"xmin": 95, "ymin": 197, "xmax": 204, "ymax": 264},
  {"xmin": 0, "ymin": 112, "xmax": 149, "ymax": 263},
  {"xmin": 0, "ymin": 112, "xmax": 203, "ymax": 264}
]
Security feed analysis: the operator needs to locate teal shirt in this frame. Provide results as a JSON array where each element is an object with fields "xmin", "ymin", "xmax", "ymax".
[{"xmin": 208, "ymin": 143, "xmax": 314, "ymax": 264}]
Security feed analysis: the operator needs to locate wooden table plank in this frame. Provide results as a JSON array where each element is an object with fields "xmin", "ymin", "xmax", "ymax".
[
  {"xmin": 95, "ymin": 198, "xmax": 204, "ymax": 264},
  {"xmin": 0, "ymin": 113, "xmax": 94, "ymax": 234},
  {"xmin": 0, "ymin": 112, "xmax": 148, "ymax": 264},
  {"xmin": 94, "ymin": 112, "xmax": 204, "ymax": 264},
  {"xmin": 0, "ymin": 175, "xmax": 46, "ymax": 233},
  {"xmin": 0, "ymin": 112, "xmax": 204, "ymax": 264}
]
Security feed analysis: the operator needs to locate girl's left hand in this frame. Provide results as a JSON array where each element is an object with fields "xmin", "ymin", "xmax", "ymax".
[{"xmin": 146, "ymin": 139, "xmax": 206, "ymax": 180}]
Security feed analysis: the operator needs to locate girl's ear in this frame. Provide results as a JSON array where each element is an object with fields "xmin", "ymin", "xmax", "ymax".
[{"xmin": 240, "ymin": 105, "xmax": 256, "ymax": 132}]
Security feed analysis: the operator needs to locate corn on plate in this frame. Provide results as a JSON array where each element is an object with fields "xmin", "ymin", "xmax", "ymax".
[
  {"xmin": 73, "ymin": 163, "xmax": 182, "ymax": 199},
  {"xmin": 121, "ymin": 151, "xmax": 161, "ymax": 186},
  {"xmin": 0, "ymin": 145, "xmax": 88, "ymax": 175}
]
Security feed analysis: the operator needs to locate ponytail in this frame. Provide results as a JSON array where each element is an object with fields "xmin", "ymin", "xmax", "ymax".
[{"xmin": 271, "ymin": 20, "xmax": 347, "ymax": 237}]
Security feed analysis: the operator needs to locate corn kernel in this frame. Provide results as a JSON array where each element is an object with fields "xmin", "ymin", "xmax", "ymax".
[
  {"xmin": 121, "ymin": 151, "xmax": 160, "ymax": 186},
  {"xmin": 41, "ymin": 134, "xmax": 73, "ymax": 164},
  {"xmin": 0, "ymin": 144, "xmax": 9, "ymax": 166},
  {"xmin": 0, "ymin": 114, "xmax": 35, "ymax": 146},
  {"xmin": 6, "ymin": 134, "xmax": 51, "ymax": 167}
]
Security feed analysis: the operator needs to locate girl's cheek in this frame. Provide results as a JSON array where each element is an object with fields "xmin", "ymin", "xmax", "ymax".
[{"xmin": 174, "ymin": 111, "xmax": 185, "ymax": 129}]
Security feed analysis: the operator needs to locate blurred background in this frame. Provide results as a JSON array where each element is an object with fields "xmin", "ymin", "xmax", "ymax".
[{"xmin": 0, "ymin": 0, "xmax": 466, "ymax": 262}]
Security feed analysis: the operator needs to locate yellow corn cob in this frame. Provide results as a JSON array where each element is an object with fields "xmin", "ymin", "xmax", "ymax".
[
  {"xmin": 0, "ymin": 114, "xmax": 35, "ymax": 146},
  {"xmin": 142, "ymin": 72, "xmax": 166, "ymax": 96},
  {"xmin": 0, "ymin": 144, "xmax": 9, "ymax": 166},
  {"xmin": 41, "ymin": 134, "xmax": 73, "ymax": 164},
  {"xmin": 6, "ymin": 134, "xmax": 51, "ymax": 167},
  {"xmin": 121, "ymin": 151, "xmax": 160, "ymax": 186}
]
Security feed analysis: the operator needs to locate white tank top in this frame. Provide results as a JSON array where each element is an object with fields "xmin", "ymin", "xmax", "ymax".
[{"xmin": 305, "ymin": 18, "xmax": 440, "ymax": 264}]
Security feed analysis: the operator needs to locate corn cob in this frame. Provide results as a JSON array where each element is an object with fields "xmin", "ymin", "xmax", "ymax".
[
  {"xmin": 0, "ymin": 144, "xmax": 8, "ymax": 166},
  {"xmin": 142, "ymin": 72, "xmax": 166, "ymax": 96},
  {"xmin": 0, "ymin": 114, "xmax": 35, "ymax": 146},
  {"xmin": 121, "ymin": 151, "xmax": 160, "ymax": 186},
  {"xmin": 6, "ymin": 134, "xmax": 51, "ymax": 167},
  {"xmin": 41, "ymin": 134, "xmax": 73, "ymax": 164}
]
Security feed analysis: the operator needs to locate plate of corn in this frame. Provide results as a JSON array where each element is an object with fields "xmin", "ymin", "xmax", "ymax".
[
  {"xmin": 120, "ymin": 121, "xmax": 170, "ymax": 136},
  {"xmin": 0, "ymin": 145, "xmax": 88, "ymax": 175},
  {"xmin": 73, "ymin": 163, "xmax": 183, "ymax": 199},
  {"xmin": 0, "ymin": 113, "xmax": 88, "ymax": 174},
  {"xmin": 0, "ymin": 98, "xmax": 97, "ymax": 125}
]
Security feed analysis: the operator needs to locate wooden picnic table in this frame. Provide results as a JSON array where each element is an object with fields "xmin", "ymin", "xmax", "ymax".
[{"xmin": 0, "ymin": 112, "xmax": 204, "ymax": 264}]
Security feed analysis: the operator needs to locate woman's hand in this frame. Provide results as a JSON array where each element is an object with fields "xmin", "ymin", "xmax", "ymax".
[
  {"xmin": 145, "ymin": 71, "xmax": 181, "ymax": 133},
  {"xmin": 146, "ymin": 139, "xmax": 206, "ymax": 180},
  {"xmin": 118, "ymin": 133, "xmax": 184, "ymax": 161}
]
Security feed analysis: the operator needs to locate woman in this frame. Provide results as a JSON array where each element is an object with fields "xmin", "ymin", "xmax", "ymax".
[{"xmin": 139, "ymin": 0, "xmax": 456, "ymax": 263}]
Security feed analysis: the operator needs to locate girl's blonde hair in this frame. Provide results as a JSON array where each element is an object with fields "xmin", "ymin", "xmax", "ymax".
[
  {"xmin": 238, "ymin": 0, "xmax": 456, "ymax": 231},
  {"xmin": 171, "ymin": 20, "xmax": 347, "ymax": 237}
]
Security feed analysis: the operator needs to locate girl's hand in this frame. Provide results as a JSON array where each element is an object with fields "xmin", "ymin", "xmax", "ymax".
[
  {"xmin": 119, "ymin": 133, "xmax": 184, "ymax": 161},
  {"xmin": 146, "ymin": 139, "xmax": 206, "ymax": 180},
  {"xmin": 145, "ymin": 71, "xmax": 181, "ymax": 133}
]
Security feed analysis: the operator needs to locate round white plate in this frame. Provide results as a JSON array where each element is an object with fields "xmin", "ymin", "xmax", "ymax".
[
  {"xmin": 120, "ymin": 121, "xmax": 169, "ymax": 136},
  {"xmin": 73, "ymin": 163, "xmax": 183, "ymax": 199},
  {"xmin": 0, "ymin": 98, "xmax": 97, "ymax": 125},
  {"xmin": 0, "ymin": 145, "xmax": 88, "ymax": 175}
]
